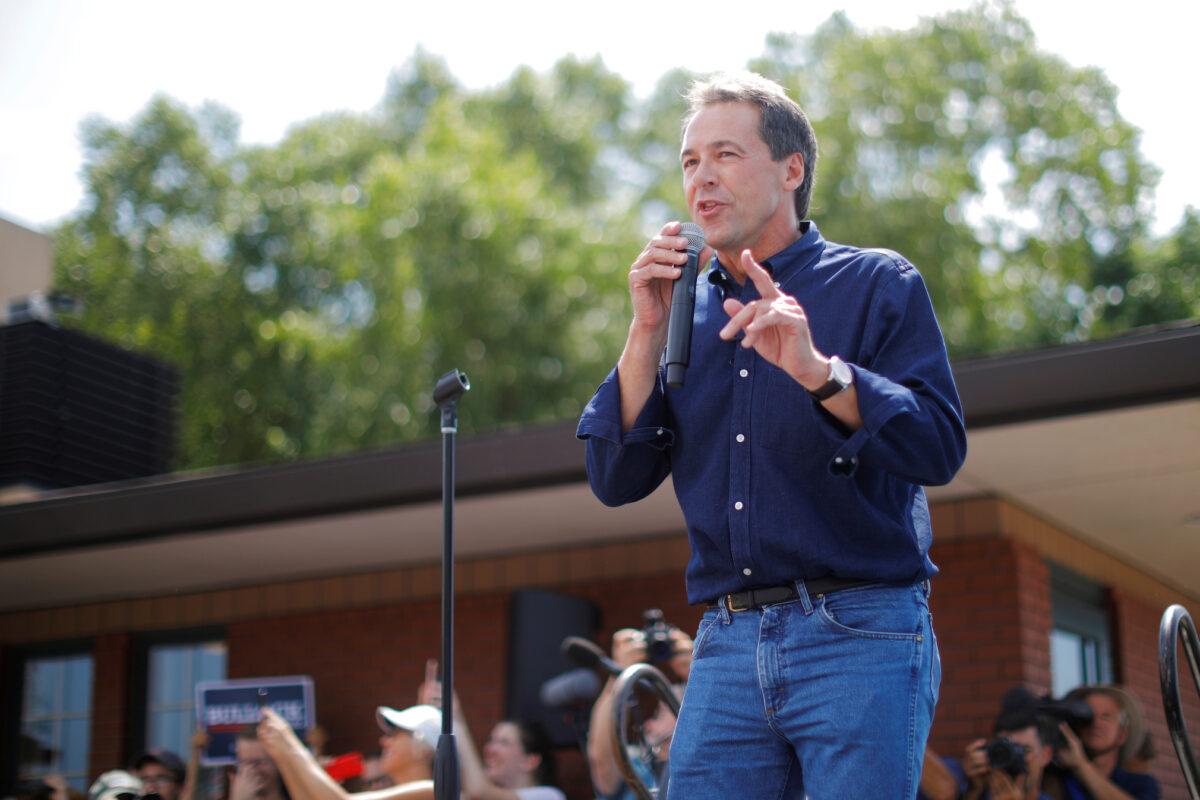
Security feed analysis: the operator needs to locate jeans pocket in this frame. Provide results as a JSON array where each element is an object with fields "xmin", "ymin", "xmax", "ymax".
[
  {"xmin": 691, "ymin": 611, "xmax": 720, "ymax": 661},
  {"xmin": 816, "ymin": 586, "xmax": 925, "ymax": 641}
]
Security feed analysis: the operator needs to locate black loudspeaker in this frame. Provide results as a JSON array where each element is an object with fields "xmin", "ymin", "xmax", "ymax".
[
  {"xmin": 0, "ymin": 320, "xmax": 177, "ymax": 489},
  {"xmin": 505, "ymin": 588, "xmax": 599, "ymax": 748}
]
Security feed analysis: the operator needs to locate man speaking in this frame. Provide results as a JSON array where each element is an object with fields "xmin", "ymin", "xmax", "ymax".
[{"xmin": 577, "ymin": 72, "xmax": 967, "ymax": 798}]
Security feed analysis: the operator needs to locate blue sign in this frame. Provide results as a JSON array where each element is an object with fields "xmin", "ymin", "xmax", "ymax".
[{"xmin": 195, "ymin": 676, "xmax": 315, "ymax": 765}]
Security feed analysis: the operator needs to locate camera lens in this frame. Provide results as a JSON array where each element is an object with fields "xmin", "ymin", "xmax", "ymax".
[{"xmin": 984, "ymin": 736, "xmax": 1027, "ymax": 777}]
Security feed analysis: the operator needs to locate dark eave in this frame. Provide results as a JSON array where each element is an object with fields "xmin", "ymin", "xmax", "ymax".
[
  {"xmin": 0, "ymin": 422, "xmax": 587, "ymax": 557},
  {"xmin": 955, "ymin": 321, "xmax": 1200, "ymax": 428},
  {"xmin": 1, "ymin": 322, "xmax": 1197, "ymax": 558}
]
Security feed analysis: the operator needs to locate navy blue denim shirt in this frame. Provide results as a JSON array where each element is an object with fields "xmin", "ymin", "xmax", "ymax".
[{"xmin": 577, "ymin": 222, "xmax": 967, "ymax": 605}]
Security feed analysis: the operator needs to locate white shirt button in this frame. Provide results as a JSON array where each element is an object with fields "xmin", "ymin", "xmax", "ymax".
[
  {"xmin": 736, "ymin": 434, "xmax": 745, "ymax": 443},
  {"xmin": 739, "ymin": 368, "xmax": 749, "ymax": 378},
  {"xmin": 734, "ymin": 501, "xmax": 744, "ymax": 510},
  {"xmin": 773, "ymin": 281, "xmax": 781, "ymax": 288},
  {"xmin": 743, "ymin": 567, "xmax": 752, "ymax": 576}
]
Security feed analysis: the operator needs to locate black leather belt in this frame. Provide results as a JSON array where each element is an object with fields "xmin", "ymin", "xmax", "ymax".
[{"xmin": 709, "ymin": 577, "xmax": 876, "ymax": 612}]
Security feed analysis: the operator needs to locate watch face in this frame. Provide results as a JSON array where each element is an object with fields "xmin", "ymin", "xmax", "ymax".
[{"xmin": 830, "ymin": 356, "xmax": 853, "ymax": 387}]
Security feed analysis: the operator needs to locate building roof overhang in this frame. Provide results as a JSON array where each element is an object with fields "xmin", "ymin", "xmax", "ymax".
[{"xmin": 2, "ymin": 323, "xmax": 1198, "ymax": 611}]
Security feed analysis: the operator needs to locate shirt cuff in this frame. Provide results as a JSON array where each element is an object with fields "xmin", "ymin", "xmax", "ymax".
[
  {"xmin": 825, "ymin": 363, "xmax": 914, "ymax": 476},
  {"xmin": 576, "ymin": 367, "xmax": 675, "ymax": 450}
]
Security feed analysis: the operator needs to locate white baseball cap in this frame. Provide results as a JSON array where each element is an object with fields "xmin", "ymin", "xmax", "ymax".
[
  {"xmin": 375, "ymin": 704, "xmax": 442, "ymax": 747},
  {"xmin": 89, "ymin": 771, "xmax": 143, "ymax": 800}
]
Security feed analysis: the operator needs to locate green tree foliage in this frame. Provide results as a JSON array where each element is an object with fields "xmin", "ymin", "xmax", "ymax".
[
  {"xmin": 55, "ymin": 58, "xmax": 640, "ymax": 468},
  {"xmin": 52, "ymin": 5, "xmax": 1196, "ymax": 471}
]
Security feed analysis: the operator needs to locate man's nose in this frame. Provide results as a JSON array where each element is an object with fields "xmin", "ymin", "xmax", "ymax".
[{"xmin": 688, "ymin": 160, "xmax": 717, "ymax": 190}]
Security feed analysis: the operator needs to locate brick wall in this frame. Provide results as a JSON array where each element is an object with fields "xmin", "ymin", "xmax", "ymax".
[
  {"xmin": 925, "ymin": 536, "xmax": 1053, "ymax": 755},
  {"xmin": 1111, "ymin": 589, "xmax": 1200, "ymax": 799},
  {"xmin": 89, "ymin": 634, "xmax": 131, "ymax": 778}
]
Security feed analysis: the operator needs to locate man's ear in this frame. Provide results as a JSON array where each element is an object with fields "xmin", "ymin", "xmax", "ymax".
[{"xmin": 782, "ymin": 152, "xmax": 805, "ymax": 191}]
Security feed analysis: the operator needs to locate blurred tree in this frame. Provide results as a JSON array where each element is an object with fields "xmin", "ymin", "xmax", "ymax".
[
  {"xmin": 1110, "ymin": 208, "xmax": 1200, "ymax": 331},
  {"xmin": 54, "ymin": 57, "xmax": 640, "ymax": 469}
]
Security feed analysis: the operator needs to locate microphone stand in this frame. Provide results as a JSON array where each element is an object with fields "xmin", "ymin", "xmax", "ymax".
[{"xmin": 433, "ymin": 369, "xmax": 469, "ymax": 800}]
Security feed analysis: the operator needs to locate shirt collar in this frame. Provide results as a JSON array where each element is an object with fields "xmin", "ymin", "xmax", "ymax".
[{"xmin": 706, "ymin": 221, "xmax": 825, "ymax": 294}]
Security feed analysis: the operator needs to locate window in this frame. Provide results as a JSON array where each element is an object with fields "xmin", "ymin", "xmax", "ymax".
[
  {"xmin": 19, "ymin": 653, "xmax": 93, "ymax": 791},
  {"xmin": 1049, "ymin": 562, "xmax": 1113, "ymax": 698},
  {"xmin": 145, "ymin": 640, "xmax": 226, "ymax": 755}
]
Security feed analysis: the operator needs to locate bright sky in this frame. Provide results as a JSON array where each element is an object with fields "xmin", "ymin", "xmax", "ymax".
[{"xmin": 0, "ymin": 0, "xmax": 1195, "ymax": 236}]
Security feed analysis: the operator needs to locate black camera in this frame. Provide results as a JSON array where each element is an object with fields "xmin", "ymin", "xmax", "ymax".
[
  {"xmin": 642, "ymin": 609, "xmax": 676, "ymax": 664},
  {"xmin": 1042, "ymin": 696, "xmax": 1094, "ymax": 752},
  {"xmin": 985, "ymin": 736, "xmax": 1028, "ymax": 777}
]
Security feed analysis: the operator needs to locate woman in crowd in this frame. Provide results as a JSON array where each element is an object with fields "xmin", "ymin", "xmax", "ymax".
[{"xmin": 419, "ymin": 660, "xmax": 565, "ymax": 800}]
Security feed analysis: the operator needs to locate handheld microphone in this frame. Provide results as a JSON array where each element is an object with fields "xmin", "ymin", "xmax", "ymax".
[
  {"xmin": 665, "ymin": 223, "xmax": 706, "ymax": 389},
  {"xmin": 561, "ymin": 635, "xmax": 622, "ymax": 677},
  {"xmin": 539, "ymin": 668, "xmax": 602, "ymax": 708}
]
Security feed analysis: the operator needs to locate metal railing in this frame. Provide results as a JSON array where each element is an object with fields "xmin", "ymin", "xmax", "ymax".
[
  {"xmin": 610, "ymin": 663, "xmax": 681, "ymax": 800},
  {"xmin": 1159, "ymin": 604, "xmax": 1200, "ymax": 798}
]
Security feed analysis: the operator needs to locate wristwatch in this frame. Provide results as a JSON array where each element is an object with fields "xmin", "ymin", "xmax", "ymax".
[{"xmin": 808, "ymin": 355, "xmax": 853, "ymax": 401}]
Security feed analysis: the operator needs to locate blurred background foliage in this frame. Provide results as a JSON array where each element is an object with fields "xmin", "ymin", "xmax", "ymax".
[{"xmin": 51, "ymin": 4, "xmax": 1198, "ymax": 470}]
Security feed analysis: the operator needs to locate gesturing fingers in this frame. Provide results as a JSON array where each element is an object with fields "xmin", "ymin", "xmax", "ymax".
[
  {"xmin": 740, "ymin": 249, "xmax": 780, "ymax": 299},
  {"xmin": 719, "ymin": 299, "xmax": 757, "ymax": 341},
  {"xmin": 742, "ymin": 304, "xmax": 796, "ymax": 350}
]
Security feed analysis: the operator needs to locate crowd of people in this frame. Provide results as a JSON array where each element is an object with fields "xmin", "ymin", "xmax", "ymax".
[
  {"xmin": 21, "ymin": 660, "xmax": 566, "ymax": 800},
  {"xmin": 919, "ymin": 684, "xmax": 1162, "ymax": 800},
  {"xmin": 10, "ymin": 610, "xmax": 1168, "ymax": 800}
]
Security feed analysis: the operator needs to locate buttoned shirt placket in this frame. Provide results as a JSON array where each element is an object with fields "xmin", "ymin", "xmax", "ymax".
[{"xmin": 725, "ymin": 267, "xmax": 765, "ymax": 583}]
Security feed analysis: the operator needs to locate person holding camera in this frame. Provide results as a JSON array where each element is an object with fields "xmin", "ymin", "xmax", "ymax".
[
  {"xmin": 959, "ymin": 707, "xmax": 1056, "ymax": 800},
  {"xmin": 586, "ymin": 616, "xmax": 693, "ymax": 800},
  {"xmin": 1053, "ymin": 686, "xmax": 1160, "ymax": 800}
]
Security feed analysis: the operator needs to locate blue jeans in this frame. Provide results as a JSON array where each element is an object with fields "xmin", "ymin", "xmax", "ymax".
[{"xmin": 668, "ymin": 581, "xmax": 940, "ymax": 800}]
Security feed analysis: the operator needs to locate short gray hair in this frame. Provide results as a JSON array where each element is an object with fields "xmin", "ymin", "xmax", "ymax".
[{"xmin": 683, "ymin": 72, "xmax": 818, "ymax": 221}]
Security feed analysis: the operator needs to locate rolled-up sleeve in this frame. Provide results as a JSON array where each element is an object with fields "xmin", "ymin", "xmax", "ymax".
[
  {"xmin": 577, "ymin": 367, "xmax": 674, "ymax": 506},
  {"xmin": 824, "ymin": 266, "xmax": 967, "ymax": 485}
]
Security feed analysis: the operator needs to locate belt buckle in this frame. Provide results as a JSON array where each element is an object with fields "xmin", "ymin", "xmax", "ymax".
[{"xmin": 724, "ymin": 593, "xmax": 750, "ymax": 613}]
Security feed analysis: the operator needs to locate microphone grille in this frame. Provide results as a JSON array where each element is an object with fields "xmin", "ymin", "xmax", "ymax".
[{"xmin": 680, "ymin": 222, "xmax": 705, "ymax": 256}]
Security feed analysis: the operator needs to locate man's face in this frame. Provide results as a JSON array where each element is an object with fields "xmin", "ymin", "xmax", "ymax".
[
  {"xmin": 135, "ymin": 764, "xmax": 179, "ymax": 800},
  {"xmin": 680, "ymin": 101, "xmax": 802, "ymax": 260},
  {"xmin": 235, "ymin": 739, "xmax": 280, "ymax": 795},
  {"xmin": 1082, "ymin": 693, "xmax": 1128, "ymax": 755},
  {"xmin": 997, "ymin": 726, "xmax": 1052, "ymax": 795}
]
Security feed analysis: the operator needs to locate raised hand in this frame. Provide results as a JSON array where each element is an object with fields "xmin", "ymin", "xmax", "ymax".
[
  {"xmin": 719, "ymin": 249, "xmax": 825, "ymax": 388},
  {"xmin": 417, "ymin": 658, "xmax": 442, "ymax": 708}
]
